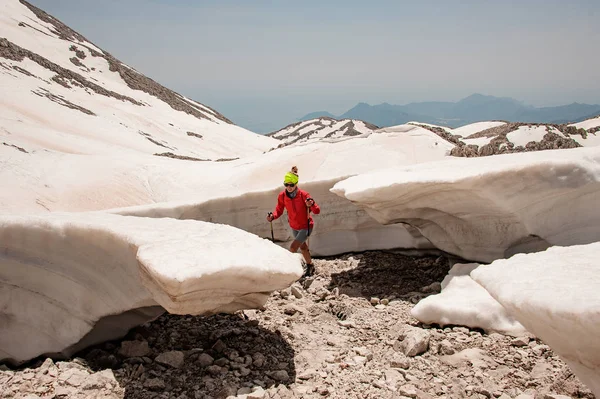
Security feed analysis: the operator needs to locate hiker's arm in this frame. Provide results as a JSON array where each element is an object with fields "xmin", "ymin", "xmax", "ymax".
[
  {"xmin": 310, "ymin": 201, "xmax": 321, "ymax": 215},
  {"xmin": 272, "ymin": 193, "xmax": 285, "ymax": 219},
  {"xmin": 305, "ymin": 194, "xmax": 320, "ymax": 214}
]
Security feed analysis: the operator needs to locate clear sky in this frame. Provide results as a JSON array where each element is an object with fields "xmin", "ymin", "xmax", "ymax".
[{"xmin": 28, "ymin": 0, "xmax": 600, "ymax": 133}]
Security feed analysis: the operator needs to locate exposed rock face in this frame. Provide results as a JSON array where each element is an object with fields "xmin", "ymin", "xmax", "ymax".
[
  {"xmin": 422, "ymin": 122, "xmax": 584, "ymax": 157},
  {"xmin": 450, "ymin": 143, "xmax": 480, "ymax": 157},
  {"xmin": 0, "ymin": 37, "xmax": 141, "ymax": 105}
]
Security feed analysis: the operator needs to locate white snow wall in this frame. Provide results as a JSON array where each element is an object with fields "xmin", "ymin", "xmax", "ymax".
[
  {"xmin": 0, "ymin": 213, "xmax": 301, "ymax": 364},
  {"xmin": 331, "ymin": 147, "xmax": 600, "ymax": 263},
  {"xmin": 110, "ymin": 178, "xmax": 435, "ymax": 256},
  {"xmin": 472, "ymin": 243, "xmax": 600, "ymax": 397}
]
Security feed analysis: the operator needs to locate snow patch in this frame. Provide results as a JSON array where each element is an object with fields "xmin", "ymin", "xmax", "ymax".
[{"xmin": 472, "ymin": 243, "xmax": 600, "ymax": 397}]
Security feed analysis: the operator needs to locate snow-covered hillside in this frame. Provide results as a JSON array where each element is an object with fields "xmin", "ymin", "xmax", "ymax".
[
  {"xmin": 1, "ymin": 123, "xmax": 452, "ymax": 221},
  {"xmin": 270, "ymin": 117, "xmax": 600, "ymax": 156},
  {"xmin": 0, "ymin": 0, "xmax": 277, "ymax": 159},
  {"xmin": 573, "ymin": 114, "xmax": 600, "ymax": 131},
  {"xmin": 411, "ymin": 119, "xmax": 600, "ymax": 157},
  {"xmin": 267, "ymin": 117, "xmax": 379, "ymax": 146}
]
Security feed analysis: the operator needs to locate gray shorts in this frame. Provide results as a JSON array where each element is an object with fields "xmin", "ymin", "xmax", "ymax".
[{"xmin": 291, "ymin": 227, "xmax": 313, "ymax": 243}]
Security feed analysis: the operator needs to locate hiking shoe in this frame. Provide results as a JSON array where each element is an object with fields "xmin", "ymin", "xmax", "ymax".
[{"xmin": 302, "ymin": 263, "xmax": 315, "ymax": 278}]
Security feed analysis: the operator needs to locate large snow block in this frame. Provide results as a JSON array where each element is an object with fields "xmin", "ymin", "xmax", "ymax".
[
  {"xmin": 331, "ymin": 146, "xmax": 600, "ymax": 262},
  {"xmin": 0, "ymin": 212, "xmax": 301, "ymax": 365},
  {"xmin": 112, "ymin": 178, "xmax": 435, "ymax": 257},
  {"xmin": 471, "ymin": 243, "xmax": 600, "ymax": 397},
  {"xmin": 411, "ymin": 263, "xmax": 526, "ymax": 336}
]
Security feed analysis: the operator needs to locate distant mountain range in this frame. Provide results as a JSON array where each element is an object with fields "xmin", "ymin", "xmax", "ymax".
[{"xmin": 299, "ymin": 94, "xmax": 600, "ymax": 129}]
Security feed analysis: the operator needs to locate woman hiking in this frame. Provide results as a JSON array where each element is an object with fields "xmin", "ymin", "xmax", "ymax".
[{"xmin": 267, "ymin": 167, "xmax": 320, "ymax": 277}]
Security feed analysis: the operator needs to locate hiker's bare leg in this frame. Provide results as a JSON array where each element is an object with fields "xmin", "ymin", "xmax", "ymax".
[
  {"xmin": 289, "ymin": 240, "xmax": 301, "ymax": 253},
  {"xmin": 300, "ymin": 242, "xmax": 312, "ymax": 264}
]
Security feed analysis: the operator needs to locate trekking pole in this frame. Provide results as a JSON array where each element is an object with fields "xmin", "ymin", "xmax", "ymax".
[
  {"xmin": 268, "ymin": 212, "xmax": 274, "ymax": 241},
  {"xmin": 306, "ymin": 199, "xmax": 312, "ymax": 247}
]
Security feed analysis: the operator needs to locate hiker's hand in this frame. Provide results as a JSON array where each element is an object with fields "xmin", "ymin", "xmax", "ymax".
[
  {"xmin": 306, "ymin": 198, "xmax": 314, "ymax": 207},
  {"xmin": 266, "ymin": 214, "xmax": 274, "ymax": 222}
]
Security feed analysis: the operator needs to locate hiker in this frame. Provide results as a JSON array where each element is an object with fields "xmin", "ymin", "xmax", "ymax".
[{"xmin": 267, "ymin": 168, "xmax": 320, "ymax": 277}]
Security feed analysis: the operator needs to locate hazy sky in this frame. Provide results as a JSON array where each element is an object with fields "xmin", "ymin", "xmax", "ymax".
[{"xmin": 29, "ymin": 0, "xmax": 600, "ymax": 133}]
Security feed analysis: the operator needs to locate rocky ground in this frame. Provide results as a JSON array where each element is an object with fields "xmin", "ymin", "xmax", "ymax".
[
  {"xmin": 410, "ymin": 122, "xmax": 584, "ymax": 158},
  {"xmin": 1, "ymin": 251, "xmax": 595, "ymax": 399}
]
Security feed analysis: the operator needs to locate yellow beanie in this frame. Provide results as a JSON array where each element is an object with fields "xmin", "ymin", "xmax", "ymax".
[{"xmin": 284, "ymin": 171, "xmax": 299, "ymax": 185}]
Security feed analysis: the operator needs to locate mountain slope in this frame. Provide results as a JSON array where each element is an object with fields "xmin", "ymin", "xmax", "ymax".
[
  {"xmin": 267, "ymin": 117, "xmax": 379, "ymax": 145},
  {"xmin": 0, "ymin": 0, "xmax": 277, "ymax": 160}
]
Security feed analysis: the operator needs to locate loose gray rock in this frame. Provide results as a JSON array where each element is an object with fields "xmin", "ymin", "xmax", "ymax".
[
  {"xmin": 144, "ymin": 377, "xmax": 166, "ymax": 391},
  {"xmin": 398, "ymin": 383, "xmax": 418, "ymax": 398},
  {"xmin": 58, "ymin": 367, "xmax": 89, "ymax": 387},
  {"xmin": 237, "ymin": 387, "xmax": 253, "ymax": 395},
  {"xmin": 290, "ymin": 286, "xmax": 303, "ymax": 299},
  {"xmin": 511, "ymin": 337, "xmax": 530, "ymax": 347},
  {"xmin": 269, "ymin": 370, "xmax": 289, "ymax": 382},
  {"xmin": 390, "ymin": 353, "xmax": 411, "ymax": 369},
  {"xmin": 396, "ymin": 326, "xmax": 430, "ymax": 356},
  {"xmin": 283, "ymin": 305, "xmax": 298, "ymax": 316},
  {"xmin": 119, "ymin": 340, "xmax": 150, "ymax": 358},
  {"xmin": 252, "ymin": 352, "xmax": 266, "ymax": 368},
  {"xmin": 214, "ymin": 358, "xmax": 229, "ymax": 367},
  {"xmin": 437, "ymin": 339, "xmax": 455, "ymax": 355},
  {"xmin": 212, "ymin": 339, "xmax": 227, "ymax": 353},
  {"xmin": 206, "ymin": 365, "xmax": 226, "ymax": 376},
  {"xmin": 247, "ymin": 387, "xmax": 266, "ymax": 398},
  {"xmin": 420, "ymin": 282, "xmax": 442, "ymax": 293},
  {"xmin": 155, "ymin": 350, "xmax": 185, "ymax": 368},
  {"xmin": 197, "ymin": 353, "xmax": 215, "ymax": 367}
]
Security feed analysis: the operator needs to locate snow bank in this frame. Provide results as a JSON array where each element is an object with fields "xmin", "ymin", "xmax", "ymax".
[
  {"xmin": 331, "ymin": 146, "xmax": 600, "ymax": 262},
  {"xmin": 506, "ymin": 125, "xmax": 558, "ymax": 147},
  {"xmin": 407, "ymin": 122, "xmax": 452, "ymax": 132},
  {"xmin": 411, "ymin": 263, "xmax": 526, "ymax": 336},
  {"xmin": 572, "ymin": 116, "xmax": 600, "ymax": 131},
  {"xmin": 0, "ymin": 212, "xmax": 301, "ymax": 364},
  {"xmin": 472, "ymin": 243, "xmax": 600, "ymax": 397},
  {"xmin": 451, "ymin": 121, "xmax": 506, "ymax": 137},
  {"xmin": 572, "ymin": 131, "xmax": 600, "ymax": 148},
  {"xmin": 109, "ymin": 178, "xmax": 434, "ymax": 256}
]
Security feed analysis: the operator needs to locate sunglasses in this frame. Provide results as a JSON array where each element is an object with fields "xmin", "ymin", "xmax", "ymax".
[{"xmin": 284, "ymin": 183, "xmax": 296, "ymax": 187}]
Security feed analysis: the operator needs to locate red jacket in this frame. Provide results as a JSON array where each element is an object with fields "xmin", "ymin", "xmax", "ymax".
[{"xmin": 272, "ymin": 188, "xmax": 321, "ymax": 230}]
